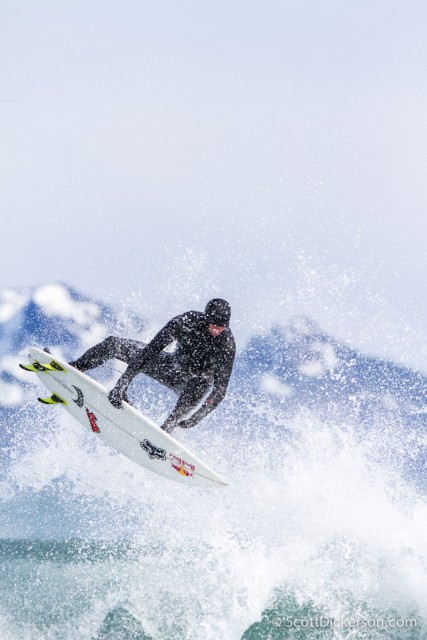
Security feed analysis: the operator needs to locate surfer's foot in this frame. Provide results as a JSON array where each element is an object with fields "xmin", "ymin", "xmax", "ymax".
[
  {"xmin": 162, "ymin": 425, "xmax": 174, "ymax": 434},
  {"xmin": 108, "ymin": 386, "xmax": 129, "ymax": 408},
  {"xmin": 161, "ymin": 417, "xmax": 177, "ymax": 434}
]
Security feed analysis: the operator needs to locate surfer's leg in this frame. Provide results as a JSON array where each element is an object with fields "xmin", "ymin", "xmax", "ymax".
[
  {"xmin": 161, "ymin": 376, "xmax": 212, "ymax": 433},
  {"xmin": 70, "ymin": 336, "xmax": 146, "ymax": 372}
]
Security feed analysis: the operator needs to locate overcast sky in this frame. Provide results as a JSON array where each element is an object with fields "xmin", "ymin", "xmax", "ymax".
[{"xmin": 1, "ymin": 0, "xmax": 426, "ymax": 369}]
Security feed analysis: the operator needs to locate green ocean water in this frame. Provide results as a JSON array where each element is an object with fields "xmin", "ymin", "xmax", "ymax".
[
  {"xmin": 0, "ymin": 538, "xmax": 424, "ymax": 640},
  {"xmin": 1, "ymin": 408, "xmax": 426, "ymax": 639}
]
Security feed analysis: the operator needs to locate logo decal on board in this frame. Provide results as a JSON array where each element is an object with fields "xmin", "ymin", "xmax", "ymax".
[
  {"xmin": 140, "ymin": 439, "xmax": 167, "ymax": 461},
  {"xmin": 72, "ymin": 385, "xmax": 84, "ymax": 407},
  {"xmin": 86, "ymin": 408, "xmax": 101, "ymax": 433},
  {"xmin": 170, "ymin": 454, "xmax": 195, "ymax": 477},
  {"xmin": 171, "ymin": 464, "xmax": 194, "ymax": 477}
]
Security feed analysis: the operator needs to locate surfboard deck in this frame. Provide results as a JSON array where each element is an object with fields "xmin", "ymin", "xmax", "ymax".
[{"xmin": 25, "ymin": 347, "xmax": 228, "ymax": 489}]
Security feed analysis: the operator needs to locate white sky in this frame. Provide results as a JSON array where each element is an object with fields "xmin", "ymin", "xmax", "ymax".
[{"xmin": 1, "ymin": 0, "xmax": 426, "ymax": 370}]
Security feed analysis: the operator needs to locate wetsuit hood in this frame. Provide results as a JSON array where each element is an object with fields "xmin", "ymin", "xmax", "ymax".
[{"xmin": 204, "ymin": 299, "xmax": 231, "ymax": 327}]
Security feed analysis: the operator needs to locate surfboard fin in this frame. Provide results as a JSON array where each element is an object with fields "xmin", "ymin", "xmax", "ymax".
[
  {"xmin": 38, "ymin": 394, "xmax": 67, "ymax": 405},
  {"xmin": 20, "ymin": 361, "xmax": 52, "ymax": 372},
  {"xmin": 48, "ymin": 360, "xmax": 66, "ymax": 372},
  {"xmin": 19, "ymin": 360, "xmax": 66, "ymax": 373}
]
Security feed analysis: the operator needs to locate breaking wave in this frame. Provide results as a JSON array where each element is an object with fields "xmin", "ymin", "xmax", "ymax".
[{"xmin": 1, "ymin": 385, "xmax": 426, "ymax": 639}]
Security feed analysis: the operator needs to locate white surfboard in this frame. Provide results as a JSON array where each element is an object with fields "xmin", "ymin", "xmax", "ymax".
[{"xmin": 26, "ymin": 347, "xmax": 228, "ymax": 489}]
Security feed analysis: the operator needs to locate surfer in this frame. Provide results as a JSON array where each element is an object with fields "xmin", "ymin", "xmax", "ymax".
[{"xmin": 69, "ymin": 299, "xmax": 235, "ymax": 434}]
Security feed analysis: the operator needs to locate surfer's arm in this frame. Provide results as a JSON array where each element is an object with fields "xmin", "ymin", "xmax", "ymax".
[
  {"xmin": 178, "ymin": 383, "xmax": 227, "ymax": 429},
  {"xmin": 182, "ymin": 369, "xmax": 232, "ymax": 428},
  {"xmin": 138, "ymin": 316, "xmax": 182, "ymax": 364},
  {"xmin": 165, "ymin": 350, "xmax": 234, "ymax": 431},
  {"xmin": 123, "ymin": 316, "xmax": 181, "ymax": 376},
  {"xmin": 108, "ymin": 316, "xmax": 182, "ymax": 407}
]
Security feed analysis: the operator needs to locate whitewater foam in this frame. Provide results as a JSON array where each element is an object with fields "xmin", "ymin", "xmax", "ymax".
[{"xmin": 0, "ymin": 389, "xmax": 426, "ymax": 638}]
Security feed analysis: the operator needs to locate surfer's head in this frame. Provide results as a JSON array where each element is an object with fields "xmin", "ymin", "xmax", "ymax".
[{"xmin": 205, "ymin": 299, "xmax": 231, "ymax": 329}]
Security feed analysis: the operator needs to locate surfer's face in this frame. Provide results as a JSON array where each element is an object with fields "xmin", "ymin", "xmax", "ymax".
[{"xmin": 208, "ymin": 324, "xmax": 226, "ymax": 337}]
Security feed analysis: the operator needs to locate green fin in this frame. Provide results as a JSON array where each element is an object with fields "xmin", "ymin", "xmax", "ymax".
[
  {"xmin": 20, "ymin": 361, "xmax": 50, "ymax": 372},
  {"xmin": 38, "ymin": 394, "xmax": 67, "ymax": 405},
  {"xmin": 49, "ymin": 360, "xmax": 66, "ymax": 372},
  {"xmin": 19, "ymin": 360, "xmax": 66, "ymax": 373}
]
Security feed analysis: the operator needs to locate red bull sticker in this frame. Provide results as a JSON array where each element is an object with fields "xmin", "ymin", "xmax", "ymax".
[
  {"xmin": 170, "ymin": 454, "xmax": 195, "ymax": 477},
  {"xmin": 171, "ymin": 463, "xmax": 194, "ymax": 477},
  {"xmin": 85, "ymin": 408, "xmax": 101, "ymax": 433}
]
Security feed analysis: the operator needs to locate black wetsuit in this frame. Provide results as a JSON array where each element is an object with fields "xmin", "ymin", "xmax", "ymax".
[{"xmin": 70, "ymin": 310, "xmax": 236, "ymax": 432}]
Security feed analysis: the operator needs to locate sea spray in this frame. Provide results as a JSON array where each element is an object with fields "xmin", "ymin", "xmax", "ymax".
[{"xmin": 1, "ymin": 396, "xmax": 426, "ymax": 639}]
